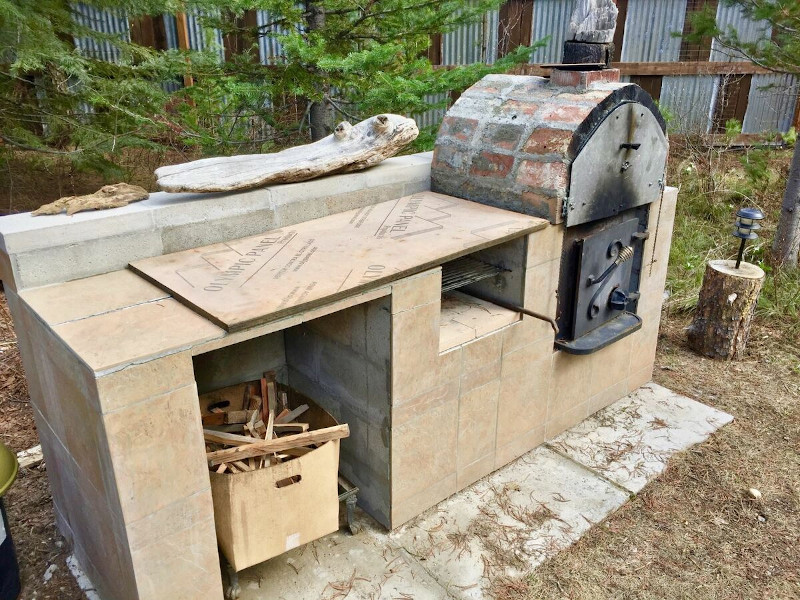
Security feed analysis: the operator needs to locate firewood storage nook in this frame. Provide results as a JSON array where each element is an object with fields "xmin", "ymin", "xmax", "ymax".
[{"xmin": 0, "ymin": 67, "xmax": 677, "ymax": 600}]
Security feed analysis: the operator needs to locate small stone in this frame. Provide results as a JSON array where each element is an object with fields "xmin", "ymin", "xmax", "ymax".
[
  {"xmin": 43, "ymin": 564, "xmax": 57, "ymax": 583},
  {"xmin": 748, "ymin": 488, "xmax": 762, "ymax": 500}
]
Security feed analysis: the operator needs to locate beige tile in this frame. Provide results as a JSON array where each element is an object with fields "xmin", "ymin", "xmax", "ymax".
[
  {"xmin": 125, "ymin": 489, "xmax": 215, "ymax": 552},
  {"xmin": 391, "ymin": 473, "xmax": 458, "ymax": 528},
  {"xmin": 53, "ymin": 298, "xmax": 224, "ymax": 373},
  {"xmin": 588, "ymin": 335, "xmax": 633, "ymax": 398},
  {"xmin": 524, "ymin": 258, "xmax": 560, "ymax": 328},
  {"xmin": 130, "ymin": 517, "xmax": 223, "ymax": 600},
  {"xmin": 444, "ymin": 291, "xmax": 520, "ymax": 340},
  {"xmin": 437, "ymin": 346, "xmax": 463, "ymax": 383},
  {"xmin": 496, "ymin": 352, "xmax": 550, "ymax": 448},
  {"xmin": 549, "ymin": 351, "xmax": 592, "ymax": 420},
  {"xmin": 586, "ymin": 380, "xmax": 629, "ymax": 417},
  {"xmin": 457, "ymin": 453, "xmax": 496, "ymax": 489},
  {"xmin": 391, "ymin": 301, "xmax": 440, "ymax": 403},
  {"xmin": 629, "ymin": 313, "xmax": 661, "ymax": 376},
  {"xmin": 457, "ymin": 380, "xmax": 500, "ymax": 470},
  {"xmin": 439, "ymin": 318, "xmax": 475, "ymax": 352},
  {"xmin": 627, "ymin": 364, "xmax": 654, "ymax": 394},
  {"xmin": 461, "ymin": 359, "xmax": 501, "ymax": 392},
  {"xmin": 392, "ymin": 268, "xmax": 442, "ymax": 313},
  {"xmin": 545, "ymin": 402, "xmax": 588, "ymax": 439},
  {"xmin": 95, "ymin": 351, "xmax": 195, "ymax": 413},
  {"xmin": 20, "ymin": 270, "xmax": 168, "ymax": 326},
  {"xmin": 494, "ymin": 425, "xmax": 545, "ymax": 469},
  {"xmin": 103, "ymin": 384, "xmax": 210, "ymax": 523},
  {"xmin": 392, "ymin": 392, "xmax": 458, "ymax": 504},
  {"xmin": 393, "ymin": 379, "xmax": 459, "ymax": 428},
  {"xmin": 462, "ymin": 333, "xmax": 503, "ymax": 373},
  {"xmin": 526, "ymin": 224, "xmax": 563, "ymax": 268}
]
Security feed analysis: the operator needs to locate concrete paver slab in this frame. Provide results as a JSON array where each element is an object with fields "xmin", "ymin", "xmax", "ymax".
[
  {"xmin": 548, "ymin": 382, "xmax": 734, "ymax": 493},
  {"xmin": 390, "ymin": 447, "xmax": 629, "ymax": 599}
]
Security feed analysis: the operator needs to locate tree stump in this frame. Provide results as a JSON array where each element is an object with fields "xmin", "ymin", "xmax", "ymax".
[{"xmin": 687, "ymin": 260, "xmax": 765, "ymax": 360}]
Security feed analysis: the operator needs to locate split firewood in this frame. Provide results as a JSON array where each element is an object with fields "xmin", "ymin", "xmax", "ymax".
[
  {"xmin": 276, "ymin": 408, "xmax": 290, "ymax": 421},
  {"xmin": 202, "ymin": 409, "xmax": 256, "ymax": 426},
  {"xmin": 276, "ymin": 404, "xmax": 309, "ymax": 424},
  {"xmin": 215, "ymin": 463, "xmax": 228, "ymax": 474},
  {"xmin": 265, "ymin": 408, "xmax": 275, "ymax": 441},
  {"xmin": 207, "ymin": 424, "xmax": 350, "ymax": 466},
  {"xmin": 279, "ymin": 392, "xmax": 289, "ymax": 412},
  {"xmin": 232, "ymin": 460, "xmax": 252, "ymax": 472},
  {"xmin": 32, "ymin": 183, "xmax": 149, "ymax": 216},
  {"xmin": 273, "ymin": 423, "xmax": 310, "ymax": 433}
]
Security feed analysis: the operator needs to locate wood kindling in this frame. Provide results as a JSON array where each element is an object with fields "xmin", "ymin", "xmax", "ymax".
[{"xmin": 207, "ymin": 424, "xmax": 350, "ymax": 466}]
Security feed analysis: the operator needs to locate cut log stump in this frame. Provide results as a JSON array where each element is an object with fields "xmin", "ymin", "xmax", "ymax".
[{"xmin": 687, "ymin": 259, "xmax": 765, "ymax": 360}]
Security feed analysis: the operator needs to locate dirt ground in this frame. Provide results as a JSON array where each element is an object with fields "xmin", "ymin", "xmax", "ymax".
[{"xmin": 1, "ymin": 296, "xmax": 798, "ymax": 600}]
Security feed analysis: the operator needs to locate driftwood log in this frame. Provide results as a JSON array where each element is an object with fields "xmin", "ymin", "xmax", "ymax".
[
  {"xmin": 155, "ymin": 114, "xmax": 419, "ymax": 193},
  {"xmin": 687, "ymin": 259, "xmax": 765, "ymax": 360},
  {"xmin": 33, "ymin": 183, "xmax": 149, "ymax": 216}
]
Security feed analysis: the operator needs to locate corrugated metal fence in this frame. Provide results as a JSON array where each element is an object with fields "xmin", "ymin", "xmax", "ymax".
[{"xmin": 71, "ymin": 1, "xmax": 798, "ymax": 135}]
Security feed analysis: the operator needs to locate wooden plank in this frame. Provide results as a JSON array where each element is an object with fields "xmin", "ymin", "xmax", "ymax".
[
  {"xmin": 275, "ymin": 404, "xmax": 309, "ymax": 424},
  {"xmin": 175, "ymin": 11, "xmax": 194, "ymax": 87},
  {"xmin": 498, "ymin": 0, "xmax": 534, "ymax": 59},
  {"xmin": 504, "ymin": 62, "xmax": 774, "ymax": 77},
  {"xmin": 129, "ymin": 193, "xmax": 546, "ymax": 332},
  {"xmin": 207, "ymin": 424, "xmax": 350, "ymax": 465},
  {"xmin": 612, "ymin": 0, "xmax": 628, "ymax": 63},
  {"xmin": 204, "ymin": 429, "xmax": 258, "ymax": 446},
  {"xmin": 273, "ymin": 423, "xmax": 309, "ymax": 433}
]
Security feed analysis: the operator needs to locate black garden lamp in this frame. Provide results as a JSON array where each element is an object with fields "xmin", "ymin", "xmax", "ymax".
[{"xmin": 733, "ymin": 207, "xmax": 764, "ymax": 269}]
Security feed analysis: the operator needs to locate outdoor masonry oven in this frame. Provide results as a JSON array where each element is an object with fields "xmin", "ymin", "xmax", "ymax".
[{"xmin": 431, "ymin": 66, "xmax": 669, "ymax": 354}]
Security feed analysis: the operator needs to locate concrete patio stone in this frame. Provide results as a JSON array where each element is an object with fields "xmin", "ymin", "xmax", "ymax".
[{"xmin": 548, "ymin": 382, "xmax": 735, "ymax": 493}]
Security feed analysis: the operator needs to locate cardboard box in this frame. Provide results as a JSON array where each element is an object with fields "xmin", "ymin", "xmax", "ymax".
[{"xmin": 207, "ymin": 385, "xmax": 341, "ymax": 571}]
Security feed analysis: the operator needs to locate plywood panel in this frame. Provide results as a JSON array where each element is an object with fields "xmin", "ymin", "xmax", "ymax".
[{"xmin": 130, "ymin": 192, "xmax": 546, "ymax": 332}]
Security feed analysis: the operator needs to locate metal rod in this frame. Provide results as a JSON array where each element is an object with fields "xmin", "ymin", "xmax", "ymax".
[
  {"xmin": 735, "ymin": 238, "xmax": 746, "ymax": 269},
  {"xmin": 466, "ymin": 290, "xmax": 560, "ymax": 335}
]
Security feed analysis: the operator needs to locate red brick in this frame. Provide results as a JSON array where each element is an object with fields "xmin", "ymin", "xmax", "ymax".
[
  {"xmin": 432, "ymin": 145, "xmax": 465, "ymax": 171},
  {"xmin": 523, "ymin": 128, "xmax": 573, "ymax": 156},
  {"xmin": 470, "ymin": 151, "xmax": 514, "ymax": 179},
  {"xmin": 521, "ymin": 192, "xmax": 563, "ymax": 224},
  {"xmin": 439, "ymin": 116, "xmax": 479, "ymax": 143},
  {"xmin": 499, "ymin": 99, "xmax": 540, "ymax": 117},
  {"xmin": 486, "ymin": 123, "xmax": 525, "ymax": 151},
  {"xmin": 537, "ymin": 103, "xmax": 594, "ymax": 124},
  {"xmin": 516, "ymin": 160, "xmax": 568, "ymax": 190},
  {"xmin": 551, "ymin": 68, "xmax": 621, "ymax": 90}
]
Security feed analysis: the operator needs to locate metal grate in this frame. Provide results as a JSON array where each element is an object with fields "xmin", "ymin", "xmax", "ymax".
[{"xmin": 441, "ymin": 256, "xmax": 508, "ymax": 293}]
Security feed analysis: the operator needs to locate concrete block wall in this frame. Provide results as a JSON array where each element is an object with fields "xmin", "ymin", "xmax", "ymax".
[
  {"xmin": 0, "ymin": 153, "xmax": 432, "ymax": 291},
  {"xmin": 284, "ymin": 299, "xmax": 393, "ymax": 527}
]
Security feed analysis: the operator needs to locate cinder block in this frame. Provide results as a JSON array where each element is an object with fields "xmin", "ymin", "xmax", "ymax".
[
  {"xmin": 11, "ymin": 229, "xmax": 164, "ymax": 289},
  {"xmin": 0, "ymin": 249, "xmax": 15, "ymax": 291},
  {"xmin": 160, "ymin": 209, "xmax": 277, "ymax": 254}
]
